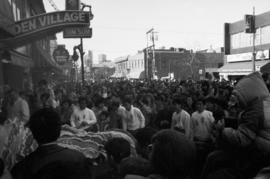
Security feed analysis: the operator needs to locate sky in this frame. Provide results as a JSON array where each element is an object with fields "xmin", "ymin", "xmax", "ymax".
[{"xmin": 43, "ymin": 0, "xmax": 270, "ymax": 63}]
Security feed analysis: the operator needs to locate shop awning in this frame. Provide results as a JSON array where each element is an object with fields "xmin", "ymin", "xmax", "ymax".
[{"xmin": 218, "ymin": 60, "xmax": 270, "ymax": 74}]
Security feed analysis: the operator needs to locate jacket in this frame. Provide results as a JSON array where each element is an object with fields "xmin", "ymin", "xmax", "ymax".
[{"xmin": 221, "ymin": 72, "xmax": 270, "ymax": 154}]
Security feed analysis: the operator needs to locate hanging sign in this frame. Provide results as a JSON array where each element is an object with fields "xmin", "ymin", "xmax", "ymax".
[{"xmin": 53, "ymin": 45, "xmax": 70, "ymax": 65}]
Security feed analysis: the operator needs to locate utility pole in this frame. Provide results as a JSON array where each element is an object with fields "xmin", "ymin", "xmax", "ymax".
[
  {"xmin": 146, "ymin": 28, "xmax": 158, "ymax": 79},
  {"xmin": 252, "ymin": 6, "xmax": 256, "ymax": 72}
]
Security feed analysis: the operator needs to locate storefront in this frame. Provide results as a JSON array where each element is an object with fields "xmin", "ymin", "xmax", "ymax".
[
  {"xmin": 221, "ymin": 11, "xmax": 270, "ymax": 80},
  {"xmin": 219, "ymin": 50, "xmax": 270, "ymax": 79}
]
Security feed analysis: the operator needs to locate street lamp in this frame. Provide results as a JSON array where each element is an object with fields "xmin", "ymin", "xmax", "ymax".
[
  {"xmin": 71, "ymin": 3, "xmax": 93, "ymax": 87},
  {"xmin": 72, "ymin": 44, "xmax": 85, "ymax": 86}
]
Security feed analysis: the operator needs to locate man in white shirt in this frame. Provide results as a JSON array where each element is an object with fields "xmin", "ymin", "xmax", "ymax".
[
  {"xmin": 122, "ymin": 96, "xmax": 145, "ymax": 133},
  {"xmin": 10, "ymin": 90, "xmax": 30, "ymax": 123},
  {"xmin": 191, "ymin": 99, "xmax": 215, "ymax": 142},
  {"xmin": 70, "ymin": 97, "xmax": 97, "ymax": 131},
  {"xmin": 171, "ymin": 98, "xmax": 192, "ymax": 140}
]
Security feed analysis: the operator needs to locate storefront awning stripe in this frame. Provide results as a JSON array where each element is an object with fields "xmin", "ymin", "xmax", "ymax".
[{"xmin": 218, "ymin": 60, "xmax": 270, "ymax": 73}]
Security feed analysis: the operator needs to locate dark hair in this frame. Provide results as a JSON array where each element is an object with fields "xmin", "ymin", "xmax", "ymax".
[
  {"xmin": 150, "ymin": 130, "xmax": 196, "ymax": 178},
  {"xmin": 134, "ymin": 127, "xmax": 158, "ymax": 158},
  {"xmin": 78, "ymin": 96, "xmax": 87, "ymax": 103},
  {"xmin": 122, "ymin": 95, "xmax": 133, "ymax": 104},
  {"xmin": 172, "ymin": 97, "xmax": 183, "ymax": 105},
  {"xmin": 105, "ymin": 138, "xmax": 131, "ymax": 164},
  {"xmin": 61, "ymin": 99, "xmax": 71, "ymax": 106},
  {"xmin": 28, "ymin": 108, "xmax": 61, "ymax": 144},
  {"xmin": 119, "ymin": 157, "xmax": 152, "ymax": 177},
  {"xmin": 38, "ymin": 79, "xmax": 48, "ymax": 86},
  {"xmin": 40, "ymin": 93, "xmax": 50, "ymax": 101}
]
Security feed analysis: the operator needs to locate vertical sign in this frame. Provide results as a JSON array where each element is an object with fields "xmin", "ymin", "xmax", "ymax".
[{"xmin": 66, "ymin": 0, "xmax": 80, "ymax": 10}]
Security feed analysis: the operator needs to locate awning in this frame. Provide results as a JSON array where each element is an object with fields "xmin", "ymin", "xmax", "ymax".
[{"xmin": 218, "ymin": 60, "xmax": 270, "ymax": 75}]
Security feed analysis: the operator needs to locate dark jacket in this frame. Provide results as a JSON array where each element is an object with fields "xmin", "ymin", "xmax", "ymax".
[
  {"xmin": 221, "ymin": 72, "xmax": 270, "ymax": 155},
  {"xmin": 11, "ymin": 144, "xmax": 92, "ymax": 179}
]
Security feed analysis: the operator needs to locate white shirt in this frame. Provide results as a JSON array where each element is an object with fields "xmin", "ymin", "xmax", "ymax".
[
  {"xmin": 123, "ymin": 105, "xmax": 145, "ymax": 131},
  {"xmin": 171, "ymin": 109, "xmax": 192, "ymax": 140},
  {"xmin": 191, "ymin": 110, "xmax": 215, "ymax": 141},
  {"xmin": 11, "ymin": 97, "xmax": 30, "ymax": 123},
  {"xmin": 70, "ymin": 107, "xmax": 97, "ymax": 129}
]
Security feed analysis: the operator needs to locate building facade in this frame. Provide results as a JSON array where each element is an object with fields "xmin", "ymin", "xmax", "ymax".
[
  {"xmin": 220, "ymin": 11, "xmax": 270, "ymax": 80},
  {"xmin": 145, "ymin": 48, "xmax": 223, "ymax": 81},
  {"xmin": 113, "ymin": 51, "xmax": 144, "ymax": 79},
  {"xmin": 98, "ymin": 53, "xmax": 107, "ymax": 64},
  {"xmin": 0, "ymin": 0, "xmax": 62, "ymax": 92}
]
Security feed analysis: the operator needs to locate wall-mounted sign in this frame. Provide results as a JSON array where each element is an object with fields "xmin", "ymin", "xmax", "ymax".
[
  {"xmin": 63, "ymin": 27, "xmax": 92, "ymax": 38},
  {"xmin": 227, "ymin": 50, "xmax": 269, "ymax": 63},
  {"xmin": 14, "ymin": 11, "xmax": 91, "ymax": 36},
  {"xmin": 53, "ymin": 45, "xmax": 70, "ymax": 65}
]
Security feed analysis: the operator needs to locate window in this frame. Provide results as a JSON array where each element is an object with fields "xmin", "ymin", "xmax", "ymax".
[
  {"xmin": 261, "ymin": 25, "xmax": 270, "ymax": 44},
  {"xmin": 230, "ymin": 29, "xmax": 262, "ymax": 49}
]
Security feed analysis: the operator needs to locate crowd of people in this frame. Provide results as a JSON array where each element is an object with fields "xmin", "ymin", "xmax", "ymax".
[{"xmin": 1, "ymin": 72, "xmax": 270, "ymax": 179}]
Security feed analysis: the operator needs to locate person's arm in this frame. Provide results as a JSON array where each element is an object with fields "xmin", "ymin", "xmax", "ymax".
[
  {"xmin": 137, "ymin": 109, "xmax": 145, "ymax": 128},
  {"xmin": 21, "ymin": 100, "xmax": 30, "ymax": 122},
  {"xmin": 83, "ymin": 110, "xmax": 97, "ymax": 126},
  {"xmin": 70, "ymin": 112, "xmax": 77, "ymax": 127},
  {"xmin": 183, "ymin": 113, "xmax": 192, "ymax": 140},
  {"xmin": 221, "ymin": 103, "xmax": 261, "ymax": 148}
]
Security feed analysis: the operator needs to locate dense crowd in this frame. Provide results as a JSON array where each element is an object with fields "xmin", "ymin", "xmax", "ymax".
[{"xmin": 1, "ymin": 72, "xmax": 270, "ymax": 179}]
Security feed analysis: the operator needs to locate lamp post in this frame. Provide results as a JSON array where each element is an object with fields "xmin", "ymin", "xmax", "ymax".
[
  {"xmin": 72, "ymin": 44, "xmax": 85, "ymax": 86},
  {"xmin": 71, "ymin": 3, "xmax": 93, "ymax": 87}
]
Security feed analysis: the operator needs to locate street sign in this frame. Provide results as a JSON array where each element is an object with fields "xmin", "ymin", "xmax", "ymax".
[
  {"xmin": 53, "ymin": 45, "xmax": 70, "ymax": 65},
  {"xmin": 63, "ymin": 27, "xmax": 92, "ymax": 38}
]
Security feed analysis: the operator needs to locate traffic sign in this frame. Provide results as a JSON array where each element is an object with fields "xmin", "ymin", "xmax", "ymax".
[
  {"xmin": 53, "ymin": 45, "xmax": 70, "ymax": 65},
  {"xmin": 63, "ymin": 27, "xmax": 92, "ymax": 38}
]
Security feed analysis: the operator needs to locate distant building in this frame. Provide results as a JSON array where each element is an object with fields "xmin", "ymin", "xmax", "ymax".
[
  {"xmin": 145, "ymin": 48, "xmax": 223, "ymax": 80},
  {"xmin": 219, "ymin": 11, "xmax": 270, "ymax": 80},
  {"xmin": 84, "ymin": 50, "xmax": 93, "ymax": 67},
  {"xmin": 98, "ymin": 54, "xmax": 107, "ymax": 63},
  {"xmin": 92, "ymin": 61, "xmax": 115, "ymax": 80},
  {"xmin": 113, "ymin": 51, "xmax": 144, "ymax": 79}
]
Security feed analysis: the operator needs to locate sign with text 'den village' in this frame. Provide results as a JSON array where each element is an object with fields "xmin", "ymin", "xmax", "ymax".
[{"xmin": 14, "ymin": 11, "xmax": 91, "ymax": 36}]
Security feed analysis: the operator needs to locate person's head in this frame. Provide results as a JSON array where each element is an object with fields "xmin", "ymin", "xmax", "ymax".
[
  {"xmin": 134, "ymin": 127, "xmax": 158, "ymax": 159},
  {"xmin": 196, "ymin": 99, "xmax": 205, "ymax": 113},
  {"xmin": 172, "ymin": 98, "xmax": 183, "ymax": 112},
  {"xmin": 186, "ymin": 96, "xmax": 193, "ymax": 106},
  {"xmin": 78, "ymin": 96, "xmax": 87, "ymax": 110},
  {"xmin": 40, "ymin": 93, "xmax": 50, "ymax": 104},
  {"xmin": 122, "ymin": 96, "xmax": 133, "ymax": 111},
  {"xmin": 150, "ymin": 130, "xmax": 196, "ymax": 178},
  {"xmin": 110, "ymin": 97, "xmax": 120, "ymax": 111},
  {"xmin": 100, "ymin": 111, "xmax": 109, "ymax": 121},
  {"xmin": 61, "ymin": 99, "xmax": 71, "ymax": 109},
  {"xmin": 38, "ymin": 79, "xmax": 48, "ymax": 89},
  {"xmin": 28, "ymin": 108, "xmax": 61, "ymax": 145},
  {"xmin": 105, "ymin": 138, "xmax": 131, "ymax": 165},
  {"xmin": 55, "ymin": 90, "xmax": 62, "ymax": 100},
  {"xmin": 205, "ymin": 97, "xmax": 217, "ymax": 112},
  {"xmin": 9, "ymin": 89, "xmax": 19, "ymax": 103},
  {"xmin": 94, "ymin": 96, "xmax": 104, "ymax": 109}
]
